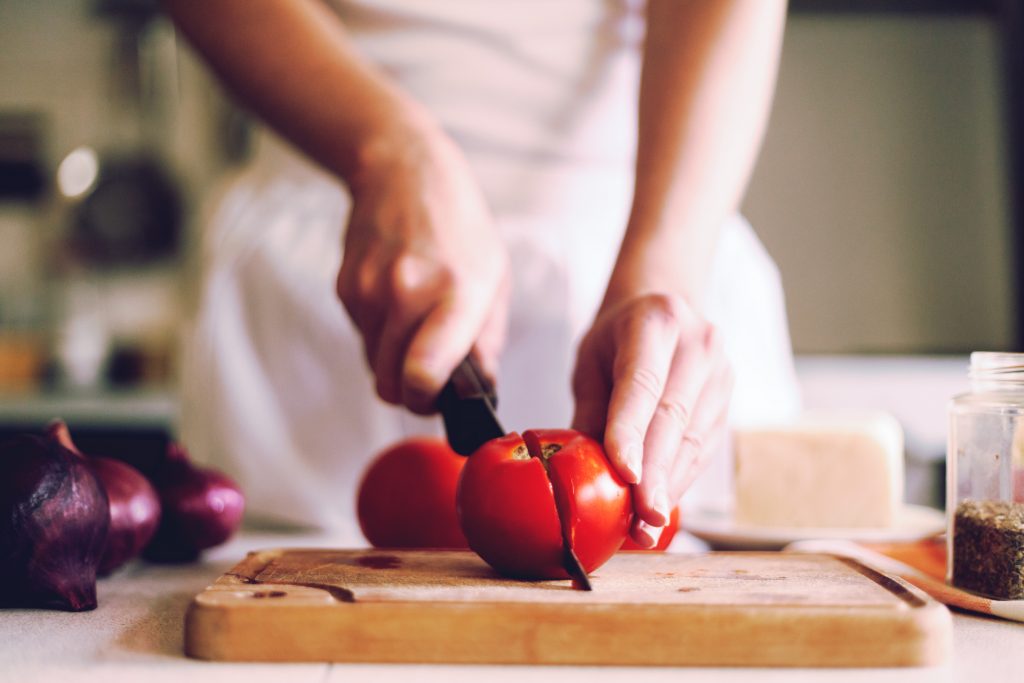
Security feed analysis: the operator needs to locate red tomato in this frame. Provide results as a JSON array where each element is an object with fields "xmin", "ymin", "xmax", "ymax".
[
  {"xmin": 620, "ymin": 506, "xmax": 680, "ymax": 551},
  {"xmin": 357, "ymin": 437, "xmax": 469, "ymax": 548},
  {"xmin": 456, "ymin": 429, "xmax": 632, "ymax": 579}
]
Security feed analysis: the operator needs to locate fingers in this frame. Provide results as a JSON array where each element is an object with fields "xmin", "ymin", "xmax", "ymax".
[
  {"xmin": 399, "ymin": 251, "xmax": 509, "ymax": 413},
  {"xmin": 627, "ymin": 356, "xmax": 732, "ymax": 547},
  {"xmin": 337, "ymin": 253, "xmax": 385, "ymax": 356},
  {"xmin": 633, "ymin": 329, "xmax": 715, "ymax": 526},
  {"xmin": 568, "ymin": 294, "xmax": 733, "ymax": 548},
  {"xmin": 630, "ymin": 518, "xmax": 666, "ymax": 549},
  {"xmin": 369, "ymin": 255, "xmax": 444, "ymax": 404},
  {"xmin": 401, "ymin": 288, "xmax": 490, "ymax": 414},
  {"xmin": 338, "ymin": 242, "xmax": 508, "ymax": 412},
  {"xmin": 334, "ymin": 134, "xmax": 508, "ymax": 414},
  {"xmin": 668, "ymin": 361, "xmax": 733, "ymax": 499},
  {"xmin": 345, "ymin": 277, "xmax": 505, "ymax": 414},
  {"xmin": 602, "ymin": 299, "xmax": 681, "ymax": 485}
]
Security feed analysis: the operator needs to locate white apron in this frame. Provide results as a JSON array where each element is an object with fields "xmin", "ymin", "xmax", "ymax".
[{"xmin": 180, "ymin": 0, "xmax": 801, "ymax": 535}]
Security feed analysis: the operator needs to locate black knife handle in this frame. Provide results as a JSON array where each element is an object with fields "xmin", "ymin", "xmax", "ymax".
[{"xmin": 437, "ymin": 356, "xmax": 505, "ymax": 456}]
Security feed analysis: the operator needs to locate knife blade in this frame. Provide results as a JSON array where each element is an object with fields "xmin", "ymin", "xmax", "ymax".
[
  {"xmin": 561, "ymin": 535, "xmax": 593, "ymax": 591},
  {"xmin": 437, "ymin": 355, "xmax": 504, "ymax": 456},
  {"xmin": 437, "ymin": 355, "xmax": 592, "ymax": 591}
]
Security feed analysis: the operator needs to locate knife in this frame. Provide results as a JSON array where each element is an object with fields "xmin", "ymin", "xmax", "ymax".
[
  {"xmin": 436, "ymin": 355, "xmax": 503, "ymax": 456},
  {"xmin": 437, "ymin": 355, "xmax": 593, "ymax": 591}
]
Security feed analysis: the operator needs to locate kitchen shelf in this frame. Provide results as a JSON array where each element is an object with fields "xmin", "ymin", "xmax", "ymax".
[{"xmin": 0, "ymin": 386, "xmax": 178, "ymax": 430}]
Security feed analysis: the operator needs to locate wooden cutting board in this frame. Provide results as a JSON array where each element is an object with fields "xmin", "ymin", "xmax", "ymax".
[{"xmin": 185, "ymin": 549, "xmax": 951, "ymax": 667}]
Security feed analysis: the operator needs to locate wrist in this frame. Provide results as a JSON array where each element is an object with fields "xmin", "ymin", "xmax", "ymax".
[
  {"xmin": 601, "ymin": 209, "xmax": 721, "ymax": 313},
  {"xmin": 343, "ymin": 102, "xmax": 447, "ymax": 197},
  {"xmin": 601, "ymin": 236, "xmax": 689, "ymax": 314}
]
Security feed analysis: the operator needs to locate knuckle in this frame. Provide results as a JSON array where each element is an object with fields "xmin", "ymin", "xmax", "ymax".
[
  {"xmin": 386, "ymin": 255, "xmax": 416, "ymax": 297},
  {"xmin": 387, "ymin": 253, "xmax": 444, "ymax": 299},
  {"xmin": 615, "ymin": 294, "xmax": 681, "ymax": 340},
  {"xmin": 650, "ymin": 292, "xmax": 689, "ymax": 321},
  {"xmin": 639, "ymin": 293, "xmax": 682, "ymax": 329},
  {"xmin": 681, "ymin": 431, "xmax": 705, "ymax": 454},
  {"xmin": 644, "ymin": 292, "xmax": 680, "ymax": 316},
  {"xmin": 627, "ymin": 364, "xmax": 664, "ymax": 403},
  {"xmin": 687, "ymin": 436, "xmax": 716, "ymax": 475},
  {"xmin": 356, "ymin": 261, "xmax": 379, "ymax": 299},
  {"xmin": 655, "ymin": 396, "xmax": 691, "ymax": 428}
]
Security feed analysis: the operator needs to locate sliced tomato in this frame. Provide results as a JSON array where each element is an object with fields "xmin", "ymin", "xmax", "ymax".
[{"xmin": 457, "ymin": 429, "xmax": 632, "ymax": 579}]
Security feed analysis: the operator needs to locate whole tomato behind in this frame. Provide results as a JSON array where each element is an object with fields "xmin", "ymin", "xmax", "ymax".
[
  {"xmin": 620, "ymin": 506, "xmax": 680, "ymax": 551},
  {"xmin": 457, "ymin": 429, "xmax": 632, "ymax": 579},
  {"xmin": 357, "ymin": 437, "xmax": 469, "ymax": 549}
]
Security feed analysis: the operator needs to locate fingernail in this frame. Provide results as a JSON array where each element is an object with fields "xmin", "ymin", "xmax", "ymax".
[
  {"xmin": 635, "ymin": 521, "xmax": 663, "ymax": 549},
  {"xmin": 653, "ymin": 484, "xmax": 670, "ymax": 523},
  {"xmin": 621, "ymin": 445, "xmax": 642, "ymax": 483}
]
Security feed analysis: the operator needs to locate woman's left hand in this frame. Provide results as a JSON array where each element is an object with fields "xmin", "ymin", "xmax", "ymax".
[{"xmin": 571, "ymin": 292, "xmax": 733, "ymax": 548}]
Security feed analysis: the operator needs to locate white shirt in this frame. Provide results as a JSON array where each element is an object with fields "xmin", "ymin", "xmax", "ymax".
[{"xmin": 180, "ymin": 0, "xmax": 800, "ymax": 534}]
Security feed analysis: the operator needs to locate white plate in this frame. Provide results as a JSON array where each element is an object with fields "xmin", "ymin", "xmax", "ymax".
[{"xmin": 684, "ymin": 504, "xmax": 946, "ymax": 550}]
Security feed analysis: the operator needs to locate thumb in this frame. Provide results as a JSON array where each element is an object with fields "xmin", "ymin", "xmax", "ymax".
[{"xmin": 401, "ymin": 293, "xmax": 488, "ymax": 414}]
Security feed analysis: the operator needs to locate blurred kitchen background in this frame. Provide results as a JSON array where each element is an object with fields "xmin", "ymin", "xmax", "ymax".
[{"xmin": 0, "ymin": 0, "xmax": 1020, "ymax": 507}]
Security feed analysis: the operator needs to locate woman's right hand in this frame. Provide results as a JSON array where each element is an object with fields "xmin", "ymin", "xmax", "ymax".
[
  {"xmin": 161, "ymin": 0, "xmax": 508, "ymax": 414},
  {"xmin": 336, "ymin": 124, "xmax": 510, "ymax": 414}
]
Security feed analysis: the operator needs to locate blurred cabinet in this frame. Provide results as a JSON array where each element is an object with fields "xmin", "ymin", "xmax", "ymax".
[{"xmin": 744, "ymin": 0, "xmax": 1023, "ymax": 353}]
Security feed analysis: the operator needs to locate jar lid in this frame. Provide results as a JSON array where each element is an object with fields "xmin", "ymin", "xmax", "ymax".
[{"xmin": 969, "ymin": 352, "xmax": 1024, "ymax": 383}]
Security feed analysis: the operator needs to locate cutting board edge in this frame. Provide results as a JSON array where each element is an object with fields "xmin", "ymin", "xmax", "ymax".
[
  {"xmin": 184, "ymin": 549, "xmax": 953, "ymax": 667},
  {"xmin": 184, "ymin": 588, "xmax": 952, "ymax": 667}
]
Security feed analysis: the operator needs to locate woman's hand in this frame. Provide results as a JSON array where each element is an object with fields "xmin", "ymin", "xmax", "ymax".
[
  {"xmin": 572, "ymin": 0, "xmax": 783, "ymax": 548},
  {"xmin": 161, "ymin": 0, "xmax": 509, "ymax": 413},
  {"xmin": 572, "ymin": 293, "xmax": 733, "ymax": 548},
  {"xmin": 336, "ymin": 127, "xmax": 510, "ymax": 413}
]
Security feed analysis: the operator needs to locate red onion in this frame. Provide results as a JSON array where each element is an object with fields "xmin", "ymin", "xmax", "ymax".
[
  {"xmin": 0, "ymin": 432, "xmax": 110, "ymax": 611},
  {"xmin": 48, "ymin": 421, "xmax": 161, "ymax": 575},
  {"xmin": 143, "ymin": 443, "xmax": 244, "ymax": 562}
]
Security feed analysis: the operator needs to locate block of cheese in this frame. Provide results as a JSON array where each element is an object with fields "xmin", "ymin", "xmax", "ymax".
[{"xmin": 733, "ymin": 413, "xmax": 904, "ymax": 528}]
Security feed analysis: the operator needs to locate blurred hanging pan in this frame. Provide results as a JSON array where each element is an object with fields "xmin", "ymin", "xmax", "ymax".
[{"xmin": 71, "ymin": 153, "xmax": 181, "ymax": 266}]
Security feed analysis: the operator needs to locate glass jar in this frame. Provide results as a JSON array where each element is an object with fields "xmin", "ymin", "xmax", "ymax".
[{"xmin": 947, "ymin": 352, "xmax": 1024, "ymax": 599}]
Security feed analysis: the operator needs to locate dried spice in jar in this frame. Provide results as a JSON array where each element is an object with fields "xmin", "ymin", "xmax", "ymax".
[
  {"xmin": 952, "ymin": 499, "xmax": 1024, "ymax": 599},
  {"xmin": 947, "ymin": 352, "xmax": 1024, "ymax": 599}
]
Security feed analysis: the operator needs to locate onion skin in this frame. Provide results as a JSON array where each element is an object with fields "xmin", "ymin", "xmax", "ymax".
[
  {"xmin": 48, "ymin": 422, "xmax": 162, "ymax": 575},
  {"xmin": 0, "ymin": 434, "xmax": 110, "ymax": 611},
  {"xmin": 90, "ymin": 457, "xmax": 161, "ymax": 574},
  {"xmin": 143, "ymin": 443, "xmax": 245, "ymax": 563}
]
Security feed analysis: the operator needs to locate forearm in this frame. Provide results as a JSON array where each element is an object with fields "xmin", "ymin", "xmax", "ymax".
[
  {"xmin": 605, "ymin": 0, "xmax": 787, "ymax": 307},
  {"xmin": 162, "ymin": 0, "xmax": 436, "ymax": 187}
]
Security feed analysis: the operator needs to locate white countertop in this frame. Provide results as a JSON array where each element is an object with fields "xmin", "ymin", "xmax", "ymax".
[{"xmin": 2, "ymin": 530, "xmax": 1021, "ymax": 683}]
